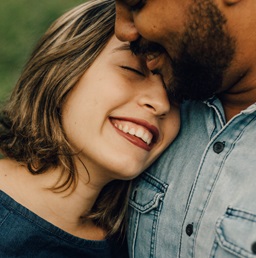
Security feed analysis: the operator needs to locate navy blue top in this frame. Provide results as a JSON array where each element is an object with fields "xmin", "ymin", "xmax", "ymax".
[{"xmin": 0, "ymin": 190, "xmax": 128, "ymax": 257}]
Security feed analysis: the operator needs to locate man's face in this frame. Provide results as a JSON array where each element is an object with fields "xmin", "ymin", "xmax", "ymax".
[{"xmin": 115, "ymin": 0, "xmax": 236, "ymax": 101}]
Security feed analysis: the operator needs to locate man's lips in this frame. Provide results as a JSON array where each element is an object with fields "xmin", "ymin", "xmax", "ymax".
[
  {"xmin": 146, "ymin": 52, "xmax": 162, "ymax": 72},
  {"xmin": 109, "ymin": 117, "xmax": 159, "ymax": 151},
  {"xmin": 146, "ymin": 53, "xmax": 173, "ymax": 92},
  {"xmin": 146, "ymin": 51, "xmax": 172, "ymax": 77}
]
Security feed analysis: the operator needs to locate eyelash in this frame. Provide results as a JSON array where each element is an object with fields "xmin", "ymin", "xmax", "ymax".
[{"xmin": 121, "ymin": 66, "xmax": 145, "ymax": 76}]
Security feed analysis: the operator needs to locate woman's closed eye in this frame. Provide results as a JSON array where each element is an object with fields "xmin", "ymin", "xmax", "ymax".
[{"xmin": 120, "ymin": 65, "xmax": 145, "ymax": 76}]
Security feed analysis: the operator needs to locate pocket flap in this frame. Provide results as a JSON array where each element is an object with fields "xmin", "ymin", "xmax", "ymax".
[
  {"xmin": 215, "ymin": 207, "xmax": 256, "ymax": 257},
  {"xmin": 129, "ymin": 172, "xmax": 168, "ymax": 213}
]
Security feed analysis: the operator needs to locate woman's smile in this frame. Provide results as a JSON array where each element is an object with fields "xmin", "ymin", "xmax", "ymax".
[{"xmin": 110, "ymin": 117, "xmax": 159, "ymax": 151}]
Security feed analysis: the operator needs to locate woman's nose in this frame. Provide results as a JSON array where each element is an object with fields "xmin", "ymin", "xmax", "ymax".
[
  {"xmin": 138, "ymin": 83, "xmax": 171, "ymax": 118},
  {"xmin": 115, "ymin": 2, "xmax": 140, "ymax": 42}
]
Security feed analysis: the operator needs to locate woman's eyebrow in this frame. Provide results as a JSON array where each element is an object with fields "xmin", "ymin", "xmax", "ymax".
[
  {"xmin": 112, "ymin": 43, "xmax": 131, "ymax": 53},
  {"xmin": 112, "ymin": 42, "xmax": 149, "ymax": 74}
]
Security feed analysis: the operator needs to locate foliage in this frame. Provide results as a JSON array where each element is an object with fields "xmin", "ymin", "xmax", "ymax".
[{"xmin": 0, "ymin": 0, "xmax": 85, "ymax": 102}]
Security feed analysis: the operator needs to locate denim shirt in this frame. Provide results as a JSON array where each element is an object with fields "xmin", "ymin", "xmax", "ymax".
[{"xmin": 127, "ymin": 98, "xmax": 256, "ymax": 258}]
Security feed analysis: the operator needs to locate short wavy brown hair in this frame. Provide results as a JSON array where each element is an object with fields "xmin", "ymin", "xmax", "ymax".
[{"xmin": 0, "ymin": 0, "xmax": 131, "ymax": 239}]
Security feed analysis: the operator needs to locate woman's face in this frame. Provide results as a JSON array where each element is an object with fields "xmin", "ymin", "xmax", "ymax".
[{"xmin": 62, "ymin": 36, "xmax": 180, "ymax": 183}]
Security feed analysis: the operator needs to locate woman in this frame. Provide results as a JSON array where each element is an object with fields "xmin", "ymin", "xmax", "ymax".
[{"xmin": 0, "ymin": 0, "xmax": 180, "ymax": 257}]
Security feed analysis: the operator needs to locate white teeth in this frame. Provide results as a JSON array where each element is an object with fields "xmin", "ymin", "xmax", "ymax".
[
  {"xmin": 135, "ymin": 128, "xmax": 144, "ymax": 138},
  {"xmin": 146, "ymin": 53, "xmax": 159, "ymax": 61},
  {"xmin": 142, "ymin": 133, "xmax": 149, "ymax": 144},
  {"xmin": 128, "ymin": 128, "xmax": 136, "ymax": 135},
  {"xmin": 123, "ymin": 124, "xmax": 129, "ymax": 133},
  {"xmin": 142, "ymin": 132, "xmax": 153, "ymax": 145},
  {"xmin": 114, "ymin": 121, "xmax": 153, "ymax": 145}
]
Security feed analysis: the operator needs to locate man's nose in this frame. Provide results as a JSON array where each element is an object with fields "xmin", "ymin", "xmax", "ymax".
[{"xmin": 115, "ymin": 2, "xmax": 140, "ymax": 42}]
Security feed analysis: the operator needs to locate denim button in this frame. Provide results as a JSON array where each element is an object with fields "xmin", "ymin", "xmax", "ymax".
[
  {"xmin": 213, "ymin": 141, "xmax": 225, "ymax": 154},
  {"xmin": 251, "ymin": 242, "xmax": 256, "ymax": 254},
  {"xmin": 186, "ymin": 224, "xmax": 193, "ymax": 236}
]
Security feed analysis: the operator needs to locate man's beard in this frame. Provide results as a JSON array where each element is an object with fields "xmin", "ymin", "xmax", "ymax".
[{"xmin": 130, "ymin": 0, "xmax": 236, "ymax": 102}]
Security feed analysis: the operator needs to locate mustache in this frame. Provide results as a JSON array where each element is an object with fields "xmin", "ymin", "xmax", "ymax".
[{"xmin": 130, "ymin": 38, "xmax": 166, "ymax": 56}]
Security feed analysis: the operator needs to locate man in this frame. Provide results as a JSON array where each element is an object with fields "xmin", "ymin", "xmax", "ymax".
[{"xmin": 114, "ymin": 0, "xmax": 256, "ymax": 257}]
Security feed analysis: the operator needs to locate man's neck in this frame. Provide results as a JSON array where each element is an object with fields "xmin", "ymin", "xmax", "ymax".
[{"xmin": 219, "ymin": 86, "xmax": 256, "ymax": 121}]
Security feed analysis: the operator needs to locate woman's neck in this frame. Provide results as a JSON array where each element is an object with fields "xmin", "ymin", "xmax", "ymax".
[{"xmin": 0, "ymin": 158, "xmax": 109, "ymax": 240}]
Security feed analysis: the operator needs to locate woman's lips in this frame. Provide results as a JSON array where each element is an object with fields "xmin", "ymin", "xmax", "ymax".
[{"xmin": 110, "ymin": 117, "xmax": 159, "ymax": 151}]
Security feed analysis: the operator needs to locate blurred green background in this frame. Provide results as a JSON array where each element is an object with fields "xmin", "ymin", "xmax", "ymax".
[{"xmin": 0, "ymin": 0, "xmax": 85, "ymax": 103}]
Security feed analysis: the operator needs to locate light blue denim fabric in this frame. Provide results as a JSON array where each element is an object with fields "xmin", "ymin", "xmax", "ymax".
[{"xmin": 127, "ymin": 98, "xmax": 256, "ymax": 258}]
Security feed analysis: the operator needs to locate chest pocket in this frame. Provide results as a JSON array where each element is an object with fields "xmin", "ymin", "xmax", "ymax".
[
  {"xmin": 127, "ymin": 172, "xmax": 168, "ymax": 258},
  {"xmin": 211, "ymin": 207, "xmax": 256, "ymax": 258}
]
